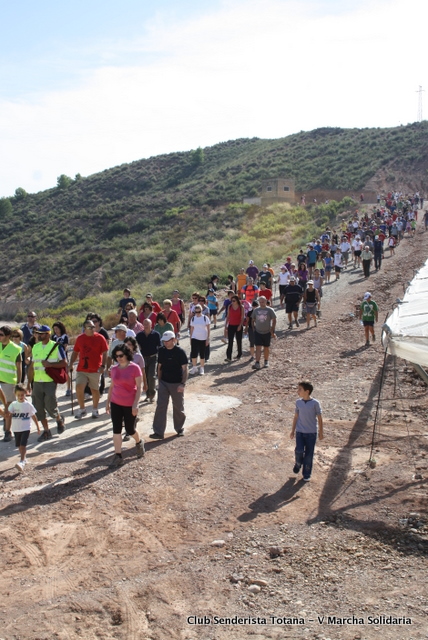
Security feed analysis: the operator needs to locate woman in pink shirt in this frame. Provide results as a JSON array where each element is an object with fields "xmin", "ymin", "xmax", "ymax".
[{"xmin": 106, "ymin": 344, "xmax": 146, "ymax": 468}]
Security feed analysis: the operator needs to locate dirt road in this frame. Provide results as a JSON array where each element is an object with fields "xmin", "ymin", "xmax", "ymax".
[{"xmin": 0, "ymin": 221, "xmax": 427, "ymax": 640}]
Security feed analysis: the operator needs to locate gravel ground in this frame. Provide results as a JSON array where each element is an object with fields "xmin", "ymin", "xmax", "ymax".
[{"xmin": 0, "ymin": 217, "xmax": 427, "ymax": 640}]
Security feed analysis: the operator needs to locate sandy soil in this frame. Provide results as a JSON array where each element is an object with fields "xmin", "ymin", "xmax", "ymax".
[{"xmin": 0, "ymin": 218, "xmax": 427, "ymax": 640}]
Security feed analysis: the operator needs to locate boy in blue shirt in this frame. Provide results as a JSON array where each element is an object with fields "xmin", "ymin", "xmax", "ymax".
[
  {"xmin": 206, "ymin": 289, "xmax": 219, "ymax": 329},
  {"xmin": 290, "ymin": 380, "xmax": 323, "ymax": 481}
]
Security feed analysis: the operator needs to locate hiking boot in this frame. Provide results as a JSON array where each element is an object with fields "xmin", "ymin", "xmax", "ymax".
[
  {"xmin": 293, "ymin": 463, "xmax": 301, "ymax": 474},
  {"xmin": 56, "ymin": 417, "xmax": 65, "ymax": 434},
  {"xmin": 252, "ymin": 362, "xmax": 261, "ymax": 370},
  {"xmin": 189, "ymin": 366, "xmax": 198, "ymax": 375},
  {"xmin": 74, "ymin": 408, "xmax": 87, "ymax": 420},
  {"xmin": 15, "ymin": 461, "xmax": 25, "ymax": 473},
  {"xmin": 135, "ymin": 441, "xmax": 145, "ymax": 458},
  {"xmin": 109, "ymin": 453, "xmax": 124, "ymax": 468},
  {"xmin": 38, "ymin": 429, "xmax": 52, "ymax": 442},
  {"xmin": 149, "ymin": 432, "xmax": 164, "ymax": 440},
  {"xmin": 3, "ymin": 430, "xmax": 12, "ymax": 442},
  {"xmin": 365, "ymin": 340, "xmax": 370, "ymax": 346},
  {"xmin": 91, "ymin": 409, "xmax": 99, "ymax": 419}
]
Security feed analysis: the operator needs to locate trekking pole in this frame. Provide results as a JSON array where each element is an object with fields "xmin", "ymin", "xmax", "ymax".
[{"xmin": 70, "ymin": 367, "xmax": 74, "ymax": 416}]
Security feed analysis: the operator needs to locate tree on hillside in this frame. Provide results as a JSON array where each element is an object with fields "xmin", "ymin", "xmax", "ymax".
[
  {"xmin": 0, "ymin": 198, "xmax": 12, "ymax": 218},
  {"xmin": 191, "ymin": 147, "xmax": 204, "ymax": 167},
  {"xmin": 57, "ymin": 174, "xmax": 73, "ymax": 189},
  {"xmin": 14, "ymin": 187, "xmax": 27, "ymax": 200}
]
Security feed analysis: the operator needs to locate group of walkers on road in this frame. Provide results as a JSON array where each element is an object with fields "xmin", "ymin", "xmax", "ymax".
[{"xmin": 0, "ymin": 192, "xmax": 423, "ymax": 477}]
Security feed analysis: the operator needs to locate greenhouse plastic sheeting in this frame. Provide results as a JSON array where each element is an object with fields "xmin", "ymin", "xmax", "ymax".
[{"xmin": 382, "ymin": 257, "xmax": 428, "ymax": 366}]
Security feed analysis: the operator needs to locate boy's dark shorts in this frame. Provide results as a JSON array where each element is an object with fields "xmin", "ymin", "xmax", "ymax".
[
  {"xmin": 209, "ymin": 309, "xmax": 217, "ymax": 317},
  {"xmin": 14, "ymin": 431, "xmax": 30, "ymax": 447},
  {"xmin": 254, "ymin": 331, "xmax": 271, "ymax": 347},
  {"xmin": 363, "ymin": 320, "xmax": 374, "ymax": 326}
]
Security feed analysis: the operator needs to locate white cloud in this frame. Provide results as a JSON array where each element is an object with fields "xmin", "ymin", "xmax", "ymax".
[{"xmin": 0, "ymin": 0, "xmax": 426, "ymax": 197}]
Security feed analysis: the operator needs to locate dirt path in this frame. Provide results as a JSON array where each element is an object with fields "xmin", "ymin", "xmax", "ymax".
[{"xmin": 0, "ymin": 221, "xmax": 427, "ymax": 640}]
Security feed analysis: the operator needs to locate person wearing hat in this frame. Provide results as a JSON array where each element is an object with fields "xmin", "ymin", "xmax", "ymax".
[
  {"xmin": 149, "ymin": 331, "xmax": 188, "ymax": 439},
  {"xmin": 284, "ymin": 277, "xmax": 303, "ymax": 329},
  {"xmin": 278, "ymin": 266, "xmax": 291, "ymax": 307},
  {"xmin": 141, "ymin": 293, "xmax": 161, "ymax": 315},
  {"xmin": 27, "ymin": 325, "xmax": 66, "ymax": 441},
  {"xmin": 246, "ymin": 260, "xmax": 259, "ymax": 281},
  {"xmin": 303, "ymin": 281, "xmax": 320, "ymax": 329},
  {"xmin": 20, "ymin": 311, "xmax": 40, "ymax": 346},
  {"xmin": 359, "ymin": 293, "xmax": 378, "ymax": 346},
  {"xmin": 0, "ymin": 325, "xmax": 23, "ymax": 441},
  {"xmin": 258, "ymin": 264, "xmax": 272, "ymax": 289},
  {"xmin": 69, "ymin": 320, "xmax": 108, "ymax": 419}
]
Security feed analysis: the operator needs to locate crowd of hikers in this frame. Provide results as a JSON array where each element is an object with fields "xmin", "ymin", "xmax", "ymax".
[{"xmin": 0, "ymin": 191, "xmax": 424, "ymax": 473}]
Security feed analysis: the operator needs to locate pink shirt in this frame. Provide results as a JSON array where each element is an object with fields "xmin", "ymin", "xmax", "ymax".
[{"xmin": 110, "ymin": 362, "xmax": 142, "ymax": 406}]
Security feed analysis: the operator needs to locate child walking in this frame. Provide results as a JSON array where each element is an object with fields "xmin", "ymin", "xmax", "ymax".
[
  {"xmin": 290, "ymin": 380, "xmax": 323, "ymax": 482},
  {"xmin": 9, "ymin": 384, "xmax": 40, "ymax": 473}
]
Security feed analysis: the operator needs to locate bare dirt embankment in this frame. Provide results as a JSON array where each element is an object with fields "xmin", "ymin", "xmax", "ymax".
[{"xmin": 0, "ymin": 219, "xmax": 427, "ymax": 640}]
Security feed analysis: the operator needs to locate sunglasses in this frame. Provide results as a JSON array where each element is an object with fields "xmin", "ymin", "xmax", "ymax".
[
  {"xmin": 116, "ymin": 353, "xmax": 125, "ymax": 358},
  {"xmin": 12, "ymin": 334, "xmax": 20, "ymax": 338}
]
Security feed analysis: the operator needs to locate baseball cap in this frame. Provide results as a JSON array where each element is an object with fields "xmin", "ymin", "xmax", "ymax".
[
  {"xmin": 248, "ymin": 260, "xmax": 254, "ymax": 265},
  {"xmin": 307, "ymin": 280, "xmax": 314, "ymax": 285},
  {"xmin": 363, "ymin": 292, "xmax": 372, "ymax": 300},
  {"xmin": 36, "ymin": 324, "xmax": 51, "ymax": 333},
  {"xmin": 161, "ymin": 331, "xmax": 175, "ymax": 342},
  {"xmin": 113, "ymin": 324, "xmax": 128, "ymax": 331}
]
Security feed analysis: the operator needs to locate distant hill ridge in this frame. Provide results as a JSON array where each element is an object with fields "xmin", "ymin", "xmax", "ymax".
[{"xmin": 1, "ymin": 122, "xmax": 427, "ymax": 313}]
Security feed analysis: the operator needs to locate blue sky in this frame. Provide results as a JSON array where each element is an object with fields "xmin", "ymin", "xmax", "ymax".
[{"xmin": 0, "ymin": 0, "xmax": 426, "ymax": 197}]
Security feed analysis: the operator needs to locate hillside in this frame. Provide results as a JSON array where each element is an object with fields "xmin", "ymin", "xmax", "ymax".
[{"xmin": 1, "ymin": 121, "xmax": 427, "ymax": 317}]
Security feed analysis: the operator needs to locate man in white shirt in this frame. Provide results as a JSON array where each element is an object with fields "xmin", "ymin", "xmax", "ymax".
[
  {"xmin": 339, "ymin": 237, "xmax": 351, "ymax": 268},
  {"xmin": 352, "ymin": 236, "xmax": 363, "ymax": 268}
]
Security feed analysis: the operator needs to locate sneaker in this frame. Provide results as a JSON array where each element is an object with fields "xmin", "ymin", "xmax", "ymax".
[
  {"xmin": 288, "ymin": 323, "xmax": 292, "ymax": 329},
  {"xmin": 372, "ymin": 333, "xmax": 376, "ymax": 342},
  {"xmin": 189, "ymin": 366, "xmax": 198, "ymax": 375},
  {"xmin": 123, "ymin": 434, "xmax": 130, "ymax": 441},
  {"xmin": 91, "ymin": 409, "xmax": 99, "ymax": 419},
  {"xmin": 148, "ymin": 397, "xmax": 154, "ymax": 403},
  {"xmin": 295, "ymin": 319, "xmax": 300, "ymax": 327},
  {"xmin": 365, "ymin": 340, "xmax": 370, "ymax": 347},
  {"xmin": 293, "ymin": 464, "xmax": 301, "ymax": 474},
  {"xmin": 109, "ymin": 453, "xmax": 124, "ymax": 468},
  {"xmin": 264, "ymin": 361, "xmax": 269, "ymax": 368},
  {"xmin": 74, "ymin": 408, "xmax": 87, "ymax": 420},
  {"xmin": 252, "ymin": 362, "xmax": 261, "ymax": 370},
  {"xmin": 15, "ymin": 461, "xmax": 25, "ymax": 473},
  {"xmin": 221, "ymin": 337, "xmax": 228, "ymax": 344},
  {"xmin": 56, "ymin": 417, "xmax": 65, "ymax": 434},
  {"xmin": 149, "ymin": 432, "xmax": 164, "ymax": 440},
  {"xmin": 303, "ymin": 477, "xmax": 311, "ymax": 482},
  {"xmin": 37, "ymin": 429, "xmax": 52, "ymax": 442},
  {"xmin": 224, "ymin": 358, "xmax": 232, "ymax": 363},
  {"xmin": 135, "ymin": 441, "xmax": 145, "ymax": 458},
  {"xmin": 199, "ymin": 367, "xmax": 205, "ymax": 375},
  {"xmin": 249, "ymin": 356, "xmax": 254, "ymax": 362},
  {"xmin": 3, "ymin": 430, "xmax": 12, "ymax": 442},
  {"xmin": 65, "ymin": 389, "xmax": 71, "ymax": 397},
  {"xmin": 84, "ymin": 393, "xmax": 92, "ymax": 401},
  {"xmin": 176, "ymin": 429, "xmax": 185, "ymax": 437}
]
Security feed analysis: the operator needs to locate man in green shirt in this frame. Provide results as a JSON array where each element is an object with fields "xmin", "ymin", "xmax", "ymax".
[{"xmin": 359, "ymin": 292, "xmax": 378, "ymax": 346}]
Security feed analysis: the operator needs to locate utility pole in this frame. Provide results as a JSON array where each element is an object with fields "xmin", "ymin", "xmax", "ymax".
[{"xmin": 416, "ymin": 85, "xmax": 424, "ymax": 122}]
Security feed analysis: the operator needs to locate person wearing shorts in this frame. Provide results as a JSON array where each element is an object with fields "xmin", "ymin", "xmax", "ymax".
[
  {"xmin": 251, "ymin": 296, "xmax": 277, "ymax": 370},
  {"xmin": 334, "ymin": 249, "xmax": 342, "ymax": 280},
  {"xmin": 9, "ymin": 384, "xmax": 40, "ymax": 472},
  {"xmin": 284, "ymin": 277, "xmax": 303, "ymax": 329},
  {"xmin": 245, "ymin": 300, "xmax": 259, "ymax": 362},
  {"xmin": 106, "ymin": 344, "xmax": 144, "ymax": 468},
  {"xmin": 359, "ymin": 292, "xmax": 378, "ymax": 346},
  {"xmin": 69, "ymin": 320, "xmax": 108, "ymax": 419}
]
